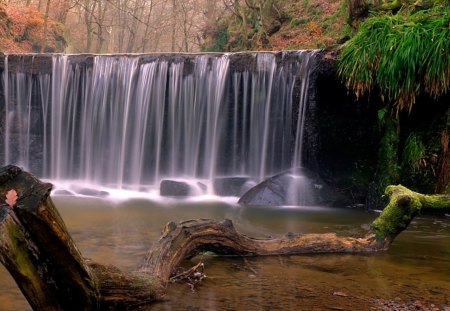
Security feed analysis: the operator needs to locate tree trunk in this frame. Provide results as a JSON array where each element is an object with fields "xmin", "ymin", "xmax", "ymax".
[
  {"xmin": 171, "ymin": 0, "xmax": 177, "ymax": 52},
  {"xmin": 435, "ymin": 129, "xmax": 449, "ymax": 193},
  {"xmin": 83, "ymin": 0, "xmax": 97, "ymax": 53},
  {"xmin": 0, "ymin": 165, "xmax": 449, "ymax": 310},
  {"xmin": 40, "ymin": 0, "xmax": 51, "ymax": 53},
  {"xmin": 345, "ymin": 0, "xmax": 368, "ymax": 30}
]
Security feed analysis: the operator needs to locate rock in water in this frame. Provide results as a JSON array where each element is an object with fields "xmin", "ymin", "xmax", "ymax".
[
  {"xmin": 238, "ymin": 168, "xmax": 347, "ymax": 207},
  {"xmin": 160, "ymin": 180, "xmax": 193, "ymax": 197}
]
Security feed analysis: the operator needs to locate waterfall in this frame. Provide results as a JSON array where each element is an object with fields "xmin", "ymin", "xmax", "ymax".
[{"xmin": 1, "ymin": 52, "xmax": 316, "ymax": 195}]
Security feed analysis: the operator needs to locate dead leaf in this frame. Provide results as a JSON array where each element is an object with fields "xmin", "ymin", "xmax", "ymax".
[
  {"xmin": 5, "ymin": 189, "xmax": 18, "ymax": 208},
  {"xmin": 333, "ymin": 291, "xmax": 348, "ymax": 297}
]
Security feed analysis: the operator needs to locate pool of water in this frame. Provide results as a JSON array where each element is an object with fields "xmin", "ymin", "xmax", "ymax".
[{"xmin": 1, "ymin": 196, "xmax": 449, "ymax": 310}]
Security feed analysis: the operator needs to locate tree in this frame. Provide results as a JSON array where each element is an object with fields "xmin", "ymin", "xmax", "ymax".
[
  {"xmin": 345, "ymin": 0, "xmax": 368, "ymax": 30},
  {"xmin": 1, "ymin": 165, "xmax": 449, "ymax": 310},
  {"xmin": 4, "ymin": 0, "xmax": 225, "ymax": 53},
  {"xmin": 203, "ymin": 0, "xmax": 285, "ymax": 51},
  {"xmin": 39, "ymin": 0, "xmax": 50, "ymax": 52}
]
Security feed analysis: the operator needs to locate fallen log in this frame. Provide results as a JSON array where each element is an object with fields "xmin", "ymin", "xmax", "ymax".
[{"xmin": 0, "ymin": 165, "xmax": 448, "ymax": 310}]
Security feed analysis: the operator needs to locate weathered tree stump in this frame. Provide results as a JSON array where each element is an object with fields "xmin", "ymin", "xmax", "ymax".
[
  {"xmin": 0, "ymin": 165, "xmax": 99, "ymax": 310},
  {"xmin": 0, "ymin": 165, "xmax": 449, "ymax": 310},
  {"xmin": 0, "ymin": 165, "xmax": 162, "ymax": 310}
]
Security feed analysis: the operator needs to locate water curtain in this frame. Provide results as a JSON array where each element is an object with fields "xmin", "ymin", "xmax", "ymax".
[{"xmin": 1, "ymin": 52, "xmax": 315, "ymax": 193}]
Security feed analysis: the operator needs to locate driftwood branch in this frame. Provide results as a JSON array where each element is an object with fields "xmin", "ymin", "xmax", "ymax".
[
  {"xmin": 0, "ymin": 166, "xmax": 448, "ymax": 310},
  {"xmin": 139, "ymin": 219, "xmax": 387, "ymax": 286}
]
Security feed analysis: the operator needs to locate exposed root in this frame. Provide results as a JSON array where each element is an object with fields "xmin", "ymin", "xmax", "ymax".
[{"xmin": 170, "ymin": 261, "xmax": 206, "ymax": 291}]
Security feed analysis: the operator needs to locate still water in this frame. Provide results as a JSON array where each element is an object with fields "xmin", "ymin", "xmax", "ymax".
[{"xmin": 0, "ymin": 196, "xmax": 449, "ymax": 310}]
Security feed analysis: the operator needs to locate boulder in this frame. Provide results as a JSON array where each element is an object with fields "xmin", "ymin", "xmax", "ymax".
[
  {"xmin": 52, "ymin": 189, "xmax": 75, "ymax": 196},
  {"xmin": 160, "ymin": 180, "xmax": 193, "ymax": 197},
  {"xmin": 238, "ymin": 168, "xmax": 348, "ymax": 207},
  {"xmin": 72, "ymin": 187, "xmax": 109, "ymax": 197}
]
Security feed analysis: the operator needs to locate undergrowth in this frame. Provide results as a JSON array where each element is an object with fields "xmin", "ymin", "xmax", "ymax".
[{"xmin": 402, "ymin": 133, "xmax": 426, "ymax": 172}]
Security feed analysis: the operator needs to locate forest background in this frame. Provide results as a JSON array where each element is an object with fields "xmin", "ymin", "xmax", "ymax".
[{"xmin": 0, "ymin": 0, "xmax": 351, "ymax": 53}]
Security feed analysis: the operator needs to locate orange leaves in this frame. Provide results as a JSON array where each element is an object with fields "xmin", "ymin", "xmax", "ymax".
[
  {"xmin": 1, "ymin": 3, "xmax": 65, "ymax": 53},
  {"xmin": 307, "ymin": 21, "xmax": 322, "ymax": 37},
  {"xmin": 6, "ymin": 4, "xmax": 44, "ymax": 39},
  {"xmin": 5, "ymin": 189, "xmax": 18, "ymax": 208}
]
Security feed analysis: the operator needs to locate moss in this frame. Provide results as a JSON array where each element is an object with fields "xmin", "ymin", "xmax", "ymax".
[
  {"xmin": 378, "ymin": 0, "xmax": 402, "ymax": 11},
  {"xmin": 371, "ymin": 186, "xmax": 421, "ymax": 238},
  {"xmin": 377, "ymin": 113, "xmax": 400, "ymax": 192},
  {"xmin": 420, "ymin": 193, "xmax": 450, "ymax": 209},
  {"xmin": 4, "ymin": 220, "xmax": 46, "ymax": 297},
  {"xmin": 371, "ymin": 185, "xmax": 450, "ymax": 238}
]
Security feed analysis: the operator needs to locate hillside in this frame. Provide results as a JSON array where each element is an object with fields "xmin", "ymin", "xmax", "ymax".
[
  {"xmin": 269, "ymin": 0, "xmax": 349, "ymax": 50},
  {"xmin": 202, "ymin": 0, "xmax": 349, "ymax": 52}
]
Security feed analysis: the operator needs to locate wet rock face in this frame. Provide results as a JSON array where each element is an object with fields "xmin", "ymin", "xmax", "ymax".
[
  {"xmin": 213, "ymin": 177, "xmax": 255, "ymax": 197},
  {"xmin": 0, "ymin": 54, "xmax": 54, "ymax": 74},
  {"xmin": 75, "ymin": 188, "xmax": 109, "ymax": 197},
  {"xmin": 160, "ymin": 180, "xmax": 192, "ymax": 197},
  {"xmin": 52, "ymin": 189, "xmax": 75, "ymax": 196},
  {"xmin": 238, "ymin": 168, "xmax": 349, "ymax": 207},
  {"xmin": 160, "ymin": 180, "xmax": 207, "ymax": 197}
]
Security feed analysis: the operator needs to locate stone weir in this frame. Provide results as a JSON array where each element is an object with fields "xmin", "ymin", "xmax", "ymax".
[{"xmin": 0, "ymin": 51, "xmax": 337, "ymax": 198}]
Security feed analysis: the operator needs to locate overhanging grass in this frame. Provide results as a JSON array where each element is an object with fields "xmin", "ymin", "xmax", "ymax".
[{"xmin": 338, "ymin": 4, "xmax": 450, "ymax": 112}]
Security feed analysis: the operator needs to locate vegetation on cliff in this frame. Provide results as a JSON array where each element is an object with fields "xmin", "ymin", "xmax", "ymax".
[
  {"xmin": 337, "ymin": 1, "xmax": 449, "ymax": 197},
  {"xmin": 202, "ymin": 0, "xmax": 350, "ymax": 51},
  {"xmin": 0, "ymin": 2, "xmax": 66, "ymax": 53},
  {"xmin": 338, "ymin": 2, "xmax": 449, "ymax": 113}
]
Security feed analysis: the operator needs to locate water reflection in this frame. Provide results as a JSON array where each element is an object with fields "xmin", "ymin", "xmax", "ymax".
[{"xmin": 0, "ymin": 196, "xmax": 449, "ymax": 310}]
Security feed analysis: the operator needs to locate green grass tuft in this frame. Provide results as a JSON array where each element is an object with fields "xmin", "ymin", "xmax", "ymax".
[
  {"xmin": 402, "ymin": 133, "xmax": 426, "ymax": 171},
  {"xmin": 338, "ymin": 3, "xmax": 450, "ymax": 112}
]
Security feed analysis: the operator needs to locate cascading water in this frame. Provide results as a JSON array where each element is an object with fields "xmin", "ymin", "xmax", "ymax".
[{"xmin": 1, "ymin": 51, "xmax": 316, "ymax": 198}]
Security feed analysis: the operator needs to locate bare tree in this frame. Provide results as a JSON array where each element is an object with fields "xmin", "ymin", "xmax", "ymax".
[
  {"xmin": 139, "ymin": 0, "xmax": 156, "ymax": 52},
  {"xmin": 5, "ymin": 0, "xmax": 227, "ymax": 53},
  {"xmin": 170, "ymin": 0, "xmax": 177, "ymax": 51},
  {"xmin": 40, "ymin": 0, "xmax": 51, "ymax": 52}
]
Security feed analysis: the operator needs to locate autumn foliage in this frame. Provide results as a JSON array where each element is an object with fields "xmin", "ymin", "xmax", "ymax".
[
  {"xmin": 0, "ymin": 2, "xmax": 66, "ymax": 53},
  {"xmin": 5, "ymin": 189, "xmax": 17, "ymax": 208}
]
